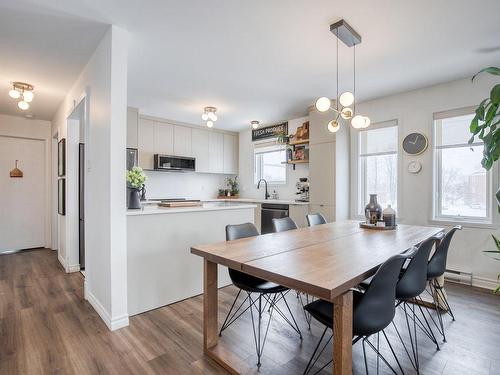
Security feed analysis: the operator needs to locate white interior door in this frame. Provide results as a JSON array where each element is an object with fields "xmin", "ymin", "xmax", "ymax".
[{"xmin": 0, "ymin": 136, "xmax": 45, "ymax": 252}]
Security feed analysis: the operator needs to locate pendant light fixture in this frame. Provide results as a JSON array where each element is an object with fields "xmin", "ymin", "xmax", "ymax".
[
  {"xmin": 315, "ymin": 20, "xmax": 370, "ymax": 132},
  {"xmin": 8, "ymin": 82, "xmax": 34, "ymax": 111},
  {"xmin": 202, "ymin": 106, "xmax": 218, "ymax": 127},
  {"xmin": 250, "ymin": 120, "xmax": 260, "ymax": 129}
]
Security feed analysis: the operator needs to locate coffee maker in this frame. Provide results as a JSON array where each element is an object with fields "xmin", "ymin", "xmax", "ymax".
[{"xmin": 295, "ymin": 178, "xmax": 309, "ymax": 202}]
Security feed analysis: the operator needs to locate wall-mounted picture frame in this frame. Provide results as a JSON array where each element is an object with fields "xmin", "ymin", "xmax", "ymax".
[
  {"xmin": 58, "ymin": 178, "xmax": 65, "ymax": 215},
  {"xmin": 58, "ymin": 138, "xmax": 66, "ymax": 177}
]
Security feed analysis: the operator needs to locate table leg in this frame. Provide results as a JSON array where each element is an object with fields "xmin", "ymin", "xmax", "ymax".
[
  {"xmin": 333, "ymin": 290, "xmax": 353, "ymax": 375},
  {"xmin": 204, "ymin": 259, "xmax": 218, "ymax": 351}
]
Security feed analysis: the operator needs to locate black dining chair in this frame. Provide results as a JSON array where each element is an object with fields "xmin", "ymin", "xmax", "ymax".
[
  {"xmin": 303, "ymin": 253, "xmax": 409, "ymax": 375},
  {"xmin": 426, "ymin": 225, "xmax": 461, "ymax": 342},
  {"xmin": 271, "ymin": 216, "xmax": 315, "ymax": 328},
  {"xmin": 220, "ymin": 222, "xmax": 302, "ymax": 367},
  {"xmin": 306, "ymin": 213, "xmax": 327, "ymax": 227},
  {"xmin": 392, "ymin": 237, "xmax": 441, "ymax": 373},
  {"xmin": 272, "ymin": 217, "xmax": 298, "ymax": 232}
]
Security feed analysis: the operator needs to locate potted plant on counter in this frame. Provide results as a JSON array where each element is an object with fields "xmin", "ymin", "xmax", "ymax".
[
  {"xmin": 226, "ymin": 176, "xmax": 239, "ymax": 198},
  {"xmin": 468, "ymin": 66, "xmax": 500, "ymax": 293},
  {"xmin": 126, "ymin": 166, "xmax": 147, "ymax": 209}
]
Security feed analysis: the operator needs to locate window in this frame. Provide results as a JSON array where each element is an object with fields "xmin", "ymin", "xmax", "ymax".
[
  {"xmin": 358, "ymin": 123, "xmax": 398, "ymax": 215},
  {"xmin": 254, "ymin": 145, "xmax": 287, "ymax": 185},
  {"xmin": 434, "ymin": 109, "xmax": 491, "ymax": 222}
]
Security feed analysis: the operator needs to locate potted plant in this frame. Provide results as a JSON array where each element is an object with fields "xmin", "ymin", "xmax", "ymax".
[
  {"xmin": 126, "ymin": 166, "xmax": 147, "ymax": 209},
  {"xmin": 226, "ymin": 176, "xmax": 239, "ymax": 197},
  {"xmin": 469, "ymin": 66, "xmax": 500, "ymax": 293}
]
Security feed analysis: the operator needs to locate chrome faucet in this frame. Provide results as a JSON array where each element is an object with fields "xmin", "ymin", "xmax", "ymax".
[{"xmin": 257, "ymin": 178, "xmax": 270, "ymax": 200}]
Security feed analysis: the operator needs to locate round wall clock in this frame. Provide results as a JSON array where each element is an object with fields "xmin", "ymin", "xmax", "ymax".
[{"xmin": 402, "ymin": 133, "xmax": 428, "ymax": 155}]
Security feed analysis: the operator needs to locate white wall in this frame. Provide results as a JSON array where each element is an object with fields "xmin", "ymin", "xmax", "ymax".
[
  {"xmin": 238, "ymin": 116, "xmax": 309, "ymax": 200},
  {"xmin": 51, "ymin": 25, "xmax": 129, "ymax": 330},
  {"xmin": 144, "ymin": 171, "xmax": 226, "ymax": 200},
  {"xmin": 351, "ymin": 74, "xmax": 500, "ymax": 288},
  {"xmin": 0, "ymin": 114, "xmax": 52, "ymax": 249}
]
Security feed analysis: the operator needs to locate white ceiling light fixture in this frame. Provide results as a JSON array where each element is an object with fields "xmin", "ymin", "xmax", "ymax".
[
  {"xmin": 202, "ymin": 106, "xmax": 217, "ymax": 128},
  {"xmin": 8, "ymin": 82, "xmax": 34, "ymax": 111},
  {"xmin": 315, "ymin": 20, "xmax": 370, "ymax": 133},
  {"xmin": 251, "ymin": 120, "xmax": 260, "ymax": 129}
]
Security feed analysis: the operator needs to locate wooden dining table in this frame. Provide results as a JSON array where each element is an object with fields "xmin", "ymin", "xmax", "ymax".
[{"xmin": 191, "ymin": 220, "xmax": 443, "ymax": 374}]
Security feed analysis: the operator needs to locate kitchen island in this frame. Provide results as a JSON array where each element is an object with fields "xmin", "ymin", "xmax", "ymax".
[{"xmin": 127, "ymin": 201, "xmax": 256, "ymax": 315}]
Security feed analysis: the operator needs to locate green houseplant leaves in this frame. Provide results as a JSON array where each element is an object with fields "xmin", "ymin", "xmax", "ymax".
[{"xmin": 468, "ymin": 67, "xmax": 500, "ymax": 170}]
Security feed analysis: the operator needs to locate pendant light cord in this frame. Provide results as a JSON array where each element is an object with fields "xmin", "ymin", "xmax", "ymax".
[
  {"xmin": 336, "ymin": 29, "xmax": 339, "ymax": 111},
  {"xmin": 353, "ymin": 44, "xmax": 356, "ymax": 114}
]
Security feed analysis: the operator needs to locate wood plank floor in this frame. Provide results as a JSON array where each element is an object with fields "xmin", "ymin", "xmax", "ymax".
[{"xmin": 0, "ymin": 248, "xmax": 499, "ymax": 374}]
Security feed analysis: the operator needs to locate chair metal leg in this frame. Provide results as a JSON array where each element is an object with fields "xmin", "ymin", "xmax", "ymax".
[
  {"xmin": 434, "ymin": 279, "xmax": 455, "ymax": 321},
  {"xmin": 219, "ymin": 289, "xmax": 250, "ymax": 336},
  {"xmin": 402, "ymin": 302, "xmax": 419, "ymax": 372},
  {"xmin": 299, "ymin": 293, "xmax": 312, "ymax": 330},
  {"xmin": 248, "ymin": 293, "xmax": 274, "ymax": 367},
  {"xmin": 262, "ymin": 292, "xmax": 303, "ymax": 339},
  {"xmin": 303, "ymin": 327, "xmax": 328, "ymax": 375},
  {"xmin": 429, "ymin": 280, "xmax": 446, "ymax": 342},
  {"xmin": 362, "ymin": 335, "xmax": 403, "ymax": 375}
]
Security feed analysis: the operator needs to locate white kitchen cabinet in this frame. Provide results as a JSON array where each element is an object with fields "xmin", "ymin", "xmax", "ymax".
[
  {"xmin": 138, "ymin": 117, "xmax": 155, "ymax": 169},
  {"xmin": 307, "ymin": 106, "xmax": 349, "ymax": 222},
  {"xmin": 289, "ymin": 205, "xmax": 308, "ymax": 228},
  {"xmin": 223, "ymin": 134, "xmax": 238, "ymax": 174},
  {"xmin": 192, "ymin": 128, "xmax": 210, "ymax": 173},
  {"xmin": 309, "ymin": 142, "xmax": 335, "ymax": 206},
  {"xmin": 127, "ymin": 107, "xmax": 139, "ymax": 149},
  {"xmin": 154, "ymin": 122, "xmax": 174, "ymax": 156},
  {"xmin": 173, "ymin": 125, "xmax": 192, "ymax": 156},
  {"xmin": 209, "ymin": 132, "xmax": 224, "ymax": 173}
]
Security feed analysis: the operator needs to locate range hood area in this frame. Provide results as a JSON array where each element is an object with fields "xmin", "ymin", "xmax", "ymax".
[{"xmin": 153, "ymin": 154, "xmax": 196, "ymax": 172}]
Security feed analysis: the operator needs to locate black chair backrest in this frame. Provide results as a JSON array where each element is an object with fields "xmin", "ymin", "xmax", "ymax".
[
  {"xmin": 306, "ymin": 213, "xmax": 327, "ymax": 227},
  {"xmin": 225, "ymin": 223, "xmax": 262, "ymax": 286},
  {"xmin": 353, "ymin": 254, "xmax": 408, "ymax": 337},
  {"xmin": 226, "ymin": 222, "xmax": 259, "ymax": 241},
  {"xmin": 396, "ymin": 237, "xmax": 436, "ymax": 300},
  {"xmin": 272, "ymin": 217, "xmax": 298, "ymax": 233},
  {"xmin": 427, "ymin": 226, "xmax": 461, "ymax": 279}
]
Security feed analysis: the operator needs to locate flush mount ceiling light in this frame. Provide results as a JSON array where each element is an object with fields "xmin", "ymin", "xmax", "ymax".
[
  {"xmin": 202, "ymin": 106, "xmax": 218, "ymax": 127},
  {"xmin": 8, "ymin": 82, "xmax": 34, "ymax": 111},
  {"xmin": 315, "ymin": 20, "xmax": 370, "ymax": 132},
  {"xmin": 251, "ymin": 120, "xmax": 260, "ymax": 129}
]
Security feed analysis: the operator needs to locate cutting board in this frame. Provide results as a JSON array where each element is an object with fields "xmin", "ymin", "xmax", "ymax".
[{"xmin": 158, "ymin": 201, "xmax": 203, "ymax": 208}]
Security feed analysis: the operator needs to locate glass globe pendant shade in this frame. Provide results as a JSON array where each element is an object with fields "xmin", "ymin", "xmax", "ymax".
[
  {"xmin": 23, "ymin": 90, "xmax": 34, "ymax": 102},
  {"xmin": 251, "ymin": 121, "xmax": 259, "ymax": 129},
  {"xmin": 207, "ymin": 112, "xmax": 217, "ymax": 121},
  {"xmin": 351, "ymin": 115, "xmax": 365, "ymax": 129},
  {"xmin": 327, "ymin": 120, "xmax": 340, "ymax": 133},
  {"xmin": 341, "ymin": 107, "xmax": 353, "ymax": 120},
  {"xmin": 9, "ymin": 89, "xmax": 20, "ymax": 99},
  {"xmin": 18, "ymin": 101, "xmax": 30, "ymax": 110},
  {"xmin": 201, "ymin": 113, "xmax": 209, "ymax": 121},
  {"xmin": 315, "ymin": 97, "xmax": 331, "ymax": 112},
  {"xmin": 339, "ymin": 92, "xmax": 354, "ymax": 107},
  {"xmin": 362, "ymin": 116, "xmax": 371, "ymax": 128},
  {"xmin": 206, "ymin": 120, "xmax": 214, "ymax": 128}
]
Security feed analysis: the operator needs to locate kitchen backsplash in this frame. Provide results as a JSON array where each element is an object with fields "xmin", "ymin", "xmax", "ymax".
[{"xmin": 144, "ymin": 171, "xmax": 228, "ymax": 200}]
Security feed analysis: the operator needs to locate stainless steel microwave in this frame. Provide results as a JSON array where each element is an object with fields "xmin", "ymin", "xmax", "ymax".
[{"xmin": 153, "ymin": 154, "xmax": 195, "ymax": 171}]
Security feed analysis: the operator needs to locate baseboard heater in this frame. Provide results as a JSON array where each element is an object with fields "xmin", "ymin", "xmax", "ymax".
[{"xmin": 444, "ymin": 268, "xmax": 473, "ymax": 286}]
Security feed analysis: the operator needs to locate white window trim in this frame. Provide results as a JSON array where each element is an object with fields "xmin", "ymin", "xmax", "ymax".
[
  {"xmin": 253, "ymin": 143, "xmax": 288, "ymax": 186},
  {"xmin": 431, "ymin": 107, "xmax": 497, "ymax": 226},
  {"xmin": 352, "ymin": 119, "xmax": 400, "ymax": 219}
]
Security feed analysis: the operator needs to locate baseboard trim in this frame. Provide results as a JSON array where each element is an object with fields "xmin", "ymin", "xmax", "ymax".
[
  {"xmin": 57, "ymin": 252, "xmax": 67, "ymax": 271},
  {"xmin": 86, "ymin": 289, "xmax": 129, "ymax": 331},
  {"xmin": 67, "ymin": 264, "xmax": 81, "ymax": 273}
]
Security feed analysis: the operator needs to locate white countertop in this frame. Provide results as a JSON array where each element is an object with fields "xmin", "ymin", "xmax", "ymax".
[
  {"xmin": 208, "ymin": 198, "xmax": 309, "ymax": 206},
  {"xmin": 127, "ymin": 201, "xmax": 257, "ymax": 216}
]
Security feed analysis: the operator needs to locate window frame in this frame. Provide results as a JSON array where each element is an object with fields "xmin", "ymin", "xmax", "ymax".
[
  {"xmin": 356, "ymin": 120, "xmax": 400, "ymax": 217},
  {"xmin": 432, "ymin": 107, "xmax": 494, "ymax": 225},
  {"xmin": 253, "ymin": 143, "xmax": 288, "ymax": 186}
]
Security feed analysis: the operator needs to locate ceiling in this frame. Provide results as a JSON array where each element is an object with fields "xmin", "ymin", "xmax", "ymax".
[{"xmin": 1, "ymin": 1, "xmax": 500, "ymax": 129}]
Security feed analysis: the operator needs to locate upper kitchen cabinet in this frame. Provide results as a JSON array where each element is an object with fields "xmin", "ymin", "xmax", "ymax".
[
  {"xmin": 309, "ymin": 106, "xmax": 336, "ymax": 145},
  {"xmin": 223, "ymin": 134, "xmax": 238, "ymax": 174},
  {"xmin": 173, "ymin": 125, "xmax": 192, "ymax": 157},
  {"xmin": 192, "ymin": 128, "xmax": 210, "ymax": 173},
  {"xmin": 127, "ymin": 107, "xmax": 139, "ymax": 149},
  {"xmin": 208, "ymin": 132, "xmax": 224, "ymax": 173},
  {"xmin": 153, "ymin": 122, "xmax": 174, "ymax": 156},
  {"xmin": 138, "ymin": 117, "xmax": 155, "ymax": 169}
]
